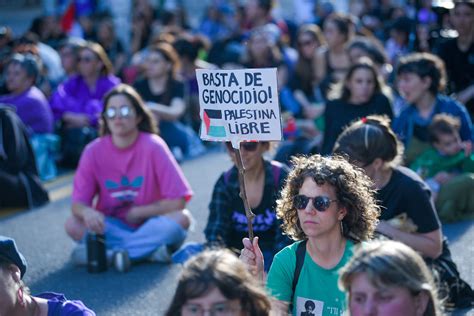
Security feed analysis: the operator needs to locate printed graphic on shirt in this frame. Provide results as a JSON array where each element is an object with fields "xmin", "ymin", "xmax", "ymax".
[
  {"xmin": 105, "ymin": 175, "xmax": 144, "ymax": 201},
  {"xmin": 231, "ymin": 209, "xmax": 276, "ymax": 232},
  {"xmin": 104, "ymin": 175, "xmax": 144, "ymax": 217},
  {"xmin": 297, "ymin": 297, "xmax": 324, "ymax": 316}
]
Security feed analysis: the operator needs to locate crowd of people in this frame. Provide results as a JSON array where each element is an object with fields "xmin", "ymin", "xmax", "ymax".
[{"xmin": 1, "ymin": 0, "xmax": 474, "ymax": 315}]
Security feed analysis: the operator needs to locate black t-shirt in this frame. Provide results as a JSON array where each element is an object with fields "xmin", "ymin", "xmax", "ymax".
[
  {"xmin": 205, "ymin": 160, "xmax": 290, "ymax": 253},
  {"xmin": 377, "ymin": 166, "xmax": 440, "ymax": 234},
  {"xmin": 438, "ymin": 38, "xmax": 474, "ymax": 115},
  {"xmin": 321, "ymin": 93, "xmax": 393, "ymax": 155},
  {"xmin": 439, "ymin": 38, "xmax": 474, "ymax": 94},
  {"xmin": 133, "ymin": 78, "xmax": 184, "ymax": 105}
]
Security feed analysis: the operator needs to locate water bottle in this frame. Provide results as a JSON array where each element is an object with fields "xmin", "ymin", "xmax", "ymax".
[{"xmin": 87, "ymin": 233, "xmax": 107, "ymax": 273}]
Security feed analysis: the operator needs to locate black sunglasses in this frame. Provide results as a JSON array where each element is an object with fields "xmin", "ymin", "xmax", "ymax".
[
  {"xmin": 105, "ymin": 105, "xmax": 133, "ymax": 119},
  {"xmin": 293, "ymin": 195, "xmax": 338, "ymax": 212},
  {"xmin": 225, "ymin": 142, "xmax": 259, "ymax": 152}
]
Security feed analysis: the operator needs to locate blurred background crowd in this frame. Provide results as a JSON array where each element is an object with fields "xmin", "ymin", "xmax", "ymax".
[{"xmin": 0, "ymin": 0, "xmax": 473, "ymax": 218}]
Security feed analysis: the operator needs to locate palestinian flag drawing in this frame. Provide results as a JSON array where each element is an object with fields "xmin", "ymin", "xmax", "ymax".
[{"xmin": 203, "ymin": 109, "xmax": 226, "ymax": 137}]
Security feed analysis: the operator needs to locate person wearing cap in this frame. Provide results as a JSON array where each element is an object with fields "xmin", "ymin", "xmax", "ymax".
[{"xmin": 0, "ymin": 235, "xmax": 96, "ymax": 315}]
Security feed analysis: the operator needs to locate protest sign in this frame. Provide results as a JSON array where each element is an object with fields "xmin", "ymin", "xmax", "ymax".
[
  {"xmin": 196, "ymin": 68, "xmax": 282, "ymax": 144},
  {"xmin": 196, "ymin": 68, "xmax": 282, "ymax": 240}
]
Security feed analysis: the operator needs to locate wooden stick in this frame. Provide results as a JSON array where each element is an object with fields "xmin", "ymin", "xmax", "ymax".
[{"xmin": 233, "ymin": 147, "xmax": 255, "ymax": 240}]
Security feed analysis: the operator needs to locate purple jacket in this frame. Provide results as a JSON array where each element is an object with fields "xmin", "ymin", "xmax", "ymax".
[
  {"xmin": 0, "ymin": 86, "xmax": 54, "ymax": 134},
  {"xmin": 50, "ymin": 75, "xmax": 120, "ymax": 127},
  {"xmin": 36, "ymin": 292, "xmax": 96, "ymax": 316}
]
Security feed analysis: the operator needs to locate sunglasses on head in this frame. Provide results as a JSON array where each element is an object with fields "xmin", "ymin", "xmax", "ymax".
[
  {"xmin": 105, "ymin": 105, "xmax": 133, "ymax": 119},
  {"xmin": 293, "ymin": 195, "xmax": 338, "ymax": 212},
  {"xmin": 225, "ymin": 142, "xmax": 259, "ymax": 152}
]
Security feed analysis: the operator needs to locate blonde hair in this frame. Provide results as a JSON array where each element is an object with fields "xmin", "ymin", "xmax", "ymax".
[
  {"xmin": 339, "ymin": 240, "xmax": 443, "ymax": 316},
  {"xmin": 82, "ymin": 41, "xmax": 114, "ymax": 75}
]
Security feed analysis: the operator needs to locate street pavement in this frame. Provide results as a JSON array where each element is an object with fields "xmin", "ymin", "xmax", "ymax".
[{"xmin": 0, "ymin": 149, "xmax": 473, "ymax": 315}]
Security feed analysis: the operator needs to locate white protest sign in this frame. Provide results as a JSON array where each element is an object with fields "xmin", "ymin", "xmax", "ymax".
[{"xmin": 196, "ymin": 68, "xmax": 282, "ymax": 144}]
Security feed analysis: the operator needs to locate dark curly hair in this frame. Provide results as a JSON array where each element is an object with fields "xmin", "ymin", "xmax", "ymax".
[
  {"xmin": 277, "ymin": 154, "xmax": 380, "ymax": 242},
  {"xmin": 165, "ymin": 249, "xmax": 271, "ymax": 316}
]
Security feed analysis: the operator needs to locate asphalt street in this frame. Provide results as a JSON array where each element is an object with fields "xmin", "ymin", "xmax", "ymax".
[{"xmin": 0, "ymin": 150, "xmax": 473, "ymax": 315}]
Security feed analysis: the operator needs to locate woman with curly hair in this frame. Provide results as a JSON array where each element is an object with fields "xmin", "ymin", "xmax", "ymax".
[
  {"xmin": 166, "ymin": 249, "xmax": 272, "ymax": 316},
  {"xmin": 240, "ymin": 154, "xmax": 380, "ymax": 315}
]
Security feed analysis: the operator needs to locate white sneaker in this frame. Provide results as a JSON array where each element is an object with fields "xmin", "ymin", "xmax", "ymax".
[
  {"xmin": 149, "ymin": 245, "xmax": 172, "ymax": 263},
  {"xmin": 71, "ymin": 244, "xmax": 87, "ymax": 265},
  {"xmin": 113, "ymin": 250, "xmax": 131, "ymax": 273},
  {"xmin": 71, "ymin": 244, "xmax": 114, "ymax": 266}
]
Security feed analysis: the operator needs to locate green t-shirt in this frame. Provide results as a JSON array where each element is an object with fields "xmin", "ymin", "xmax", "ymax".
[
  {"xmin": 266, "ymin": 240, "xmax": 355, "ymax": 316},
  {"xmin": 410, "ymin": 148, "xmax": 474, "ymax": 179}
]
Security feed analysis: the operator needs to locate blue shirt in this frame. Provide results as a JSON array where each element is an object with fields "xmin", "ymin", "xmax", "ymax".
[{"xmin": 393, "ymin": 94, "xmax": 473, "ymax": 146}]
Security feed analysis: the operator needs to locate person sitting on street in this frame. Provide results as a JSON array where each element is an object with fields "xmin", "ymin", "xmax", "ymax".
[
  {"xmin": 205, "ymin": 141, "xmax": 290, "ymax": 271},
  {"xmin": 50, "ymin": 41, "xmax": 120, "ymax": 167},
  {"xmin": 64, "ymin": 84, "xmax": 193, "ymax": 272},
  {"xmin": 240, "ymin": 154, "xmax": 380, "ymax": 315},
  {"xmin": 0, "ymin": 53, "xmax": 57, "ymax": 181},
  {"xmin": 334, "ymin": 115, "xmax": 474, "ymax": 309},
  {"xmin": 393, "ymin": 52, "xmax": 473, "ymax": 165},
  {"xmin": 410, "ymin": 114, "xmax": 474, "ymax": 222}
]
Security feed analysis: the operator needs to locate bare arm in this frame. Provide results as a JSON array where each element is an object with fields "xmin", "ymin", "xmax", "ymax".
[
  {"xmin": 455, "ymin": 84, "xmax": 474, "ymax": 105},
  {"xmin": 294, "ymin": 90, "xmax": 312, "ymax": 108},
  {"xmin": 294, "ymin": 90, "xmax": 325, "ymax": 120},
  {"xmin": 126, "ymin": 198, "xmax": 186, "ymax": 224},
  {"xmin": 377, "ymin": 221, "xmax": 443, "ymax": 258},
  {"xmin": 72, "ymin": 202, "xmax": 105, "ymax": 234},
  {"xmin": 277, "ymin": 65, "xmax": 289, "ymax": 90},
  {"xmin": 146, "ymin": 97, "xmax": 186, "ymax": 121},
  {"xmin": 241, "ymin": 237, "xmax": 290, "ymax": 314},
  {"xmin": 63, "ymin": 112, "xmax": 90, "ymax": 128},
  {"xmin": 313, "ymin": 48, "xmax": 327, "ymax": 87}
]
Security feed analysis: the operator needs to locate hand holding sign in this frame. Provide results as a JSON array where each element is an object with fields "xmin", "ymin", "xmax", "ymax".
[{"xmin": 197, "ymin": 68, "xmax": 282, "ymax": 239}]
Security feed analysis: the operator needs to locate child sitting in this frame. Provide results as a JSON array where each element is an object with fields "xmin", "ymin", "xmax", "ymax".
[{"xmin": 410, "ymin": 114, "xmax": 474, "ymax": 221}]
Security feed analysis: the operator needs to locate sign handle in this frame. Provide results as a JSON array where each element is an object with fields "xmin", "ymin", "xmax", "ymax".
[{"xmin": 233, "ymin": 147, "xmax": 255, "ymax": 240}]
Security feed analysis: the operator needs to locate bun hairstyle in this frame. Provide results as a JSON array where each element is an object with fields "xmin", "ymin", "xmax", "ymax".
[{"xmin": 333, "ymin": 115, "xmax": 404, "ymax": 167}]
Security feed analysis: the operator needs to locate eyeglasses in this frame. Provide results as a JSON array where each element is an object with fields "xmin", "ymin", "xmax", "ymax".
[
  {"xmin": 146, "ymin": 57, "xmax": 166, "ymax": 64},
  {"xmin": 104, "ymin": 105, "xmax": 134, "ymax": 119},
  {"xmin": 298, "ymin": 40, "xmax": 314, "ymax": 47},
  {"xmin": 225, "ymin": 142, "xmax": 259, "ymax": 152},
  {"xmin": 293, "ymin": 194, "xmax": 338, "ymax": 212},
  {"xmin": 79, "ymin": 56, "xmax": 96, "ymax": 63},
  {"xmin": 182, "ymin": 303, "xmax": 241, "ymax": 316}
]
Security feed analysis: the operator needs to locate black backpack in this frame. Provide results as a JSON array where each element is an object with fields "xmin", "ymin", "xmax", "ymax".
[
  {"xmin": 0, "ymin": 105, "xmax": 49, "ymax": 208},
  {"xmin": 426, "ymin": 239, "xmax": 474, "ymax": 310}
]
